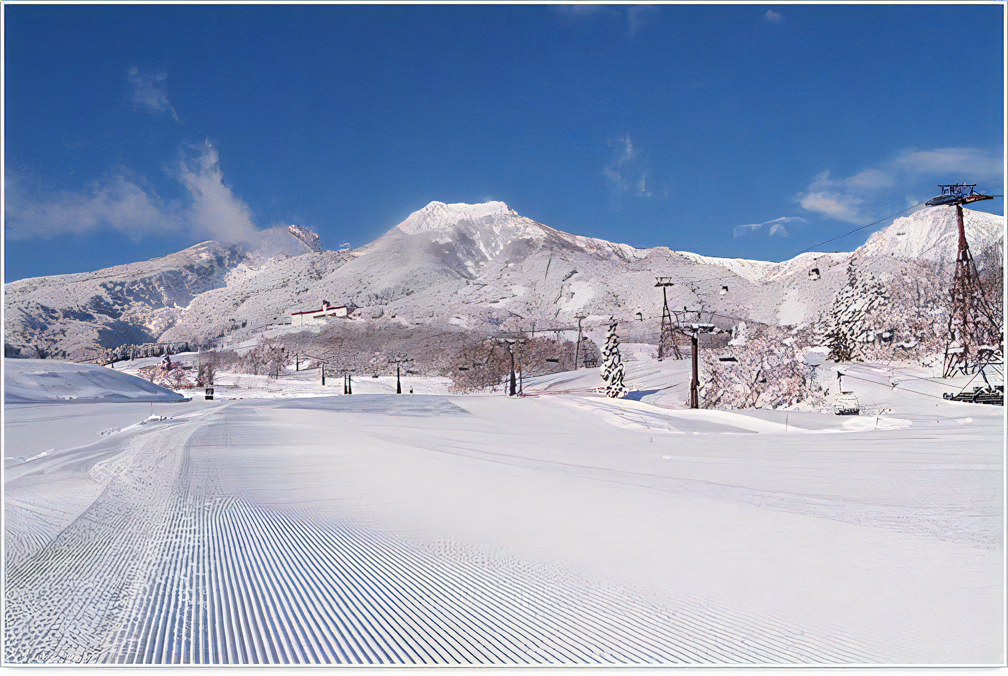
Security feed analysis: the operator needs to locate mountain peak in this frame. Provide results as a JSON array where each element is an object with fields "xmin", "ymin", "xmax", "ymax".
[
  {"xmin": 858, "ymin": 206, "xmax": 1004, "ymax": 261},
  {"xmin": 397, "ymin": 201, "xmax": 514, "ymax": 235}
]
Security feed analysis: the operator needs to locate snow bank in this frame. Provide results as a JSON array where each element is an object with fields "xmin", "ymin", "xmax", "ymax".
[{"xmin": 4, "ymin": 359, "xmax": 185, "ymax": 403}]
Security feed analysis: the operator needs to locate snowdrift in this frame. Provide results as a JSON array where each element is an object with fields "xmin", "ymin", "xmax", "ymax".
[{"xmin": 4, "ymin": 359, "xmax": 186, "ymax": 403}]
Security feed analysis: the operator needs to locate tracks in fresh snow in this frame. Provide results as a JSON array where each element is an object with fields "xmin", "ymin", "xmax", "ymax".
[
  {"xmin": 104, "ymin": 493, "xmax": 876, "ymax": 664},
  {"xmin": 6, "ymin": 411, "xmax": 884, "ymax": 665}
]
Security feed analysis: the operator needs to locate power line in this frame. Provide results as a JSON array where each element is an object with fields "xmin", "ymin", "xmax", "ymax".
[{"xmin": 794, "ymin": 202, "xmax": 928, "ymax": 257}]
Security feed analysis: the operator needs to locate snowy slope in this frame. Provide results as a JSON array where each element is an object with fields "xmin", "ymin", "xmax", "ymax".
[
  {"xmin": 4, "ymin": 365, "xmax": 1002, "ymax": 663},
  {"xmin": 859, "ymin": 206, "xmax": 1003, "ymax": 261},
  {"xmin": 4, "ymin": 359, "xmax": 185, "ymax": 403},
  {"xmin": 4, "ymin": 242, "xmax": 251, "ymax": 359}
]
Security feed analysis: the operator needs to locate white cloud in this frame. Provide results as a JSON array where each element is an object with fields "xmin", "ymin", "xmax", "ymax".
[
  {"xmin": 844, "ymin": 168, "xmax": 894, "ymax": 188},
  {"xmin": 797, "ymin": 146, "xmax": 1003, "ymax": 223},
  {"xmin": 799, "ymin": 193, "xmax": 860, "ymax": 222},
  {"xmin": 763, "ymin": 9, "xmax": 783, "ymax": 23},
  {"xmin": 176, "ymin": 142, "xmax": 260, "ymax": 244},
  {"xmin": 604, "ymin": 134, "xmax": 653, "ymax": 207},
  {"xmin": 5, "ymin": 172, "xmax": 171, "ymax": 241},
  {"xmin": 732, "ymin": 215, "xmax": 804, "ymax": 239},
  {"xmin": 626, "ymin": 6, "xmax": 659, "ymax": 36},
  {"xmin": 553, "ymin": 5, "xmax": 658, "ymax": 37},
  {"xmin": 128, "ymin": 66, "xmax": 179, "ymax": 121},
  {"xmin": 636, "ymin": 175, "xmax": 651, "ymax": 198},
  {"xmin": 552, "ymin": 5, "xmax": 604, "ymax": 17},
  {"xmin": 893, "ymin": 147, "xmax": 1003, "ymax": 179},
  {"xmin": 6, "ymin": 142, "xmax": 264, "ymax": 246}
]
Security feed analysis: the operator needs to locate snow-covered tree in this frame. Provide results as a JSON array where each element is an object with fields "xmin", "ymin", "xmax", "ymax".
[
  {"xmin": 701, "ymin": 323, "xmax": 824, "ymax": 410},
  {"xmin": 197, "ymin": 352, "xmax": 216, "ymax": 387},
  {"xmin": 138, "ymin": 360, "xmax": 198, "ymax": 390},
  {"xmin": 821, "ymin": 259, "xmax": 888, "ymax": 362},
  {"xmin": 600, "ymin": 318, "xmax": 627, "ymax": 398}
]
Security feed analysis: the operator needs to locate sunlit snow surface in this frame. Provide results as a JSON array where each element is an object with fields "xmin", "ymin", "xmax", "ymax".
[
  {"xmin": 3, "ymin": 358, "xmax": 1003, "ymax": 664},
  {"xmin": 5, "ymin": 359, "xmax": 185, "ymax": 403}
]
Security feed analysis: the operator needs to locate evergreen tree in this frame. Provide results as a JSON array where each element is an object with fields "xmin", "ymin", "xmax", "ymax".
[{"xmin": 600, "ymin": 318, "xmax": 627, "ymax": 398}]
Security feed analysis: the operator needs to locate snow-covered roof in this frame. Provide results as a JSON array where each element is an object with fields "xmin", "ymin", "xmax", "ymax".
[{"xmin": 291, "ymin": 301, "xmax": 346, "ymax": 316}]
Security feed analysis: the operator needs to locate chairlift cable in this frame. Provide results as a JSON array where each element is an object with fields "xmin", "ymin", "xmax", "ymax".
[{"xmin": 794, "ymin": 202, "xmax": 928, "ymax": 257}]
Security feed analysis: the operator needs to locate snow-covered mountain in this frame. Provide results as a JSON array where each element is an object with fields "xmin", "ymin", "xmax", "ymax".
[
  {"xmin": 4, "ymin": 242, "xmax": 251, "ymax": 359},
  {"xmin": 859, "ymin": 205, "xmax": 1003, "ymax": 261},
  {"xmin": 4, "ymin": 201, "xmax": 1003, "ymax": 361}
]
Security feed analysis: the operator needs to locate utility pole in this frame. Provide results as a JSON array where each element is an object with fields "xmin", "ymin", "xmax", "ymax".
[
  {"xmin": 688, "ymin": 322, "xmax": 716, "ymax": 409},
  {"xmin": 655, "ymin": 277, "xmax": 680, "ymax": 360},
  {"xmin": 295, "ymin": 353, "xmax": 299, "ymax": 372},
  {"xmin": 499, "ymin": 337, "xmax": 525, "ymax": 396},
  {"xmin": 671, "ymin": 307, "xmax": 715, "ymax": 409},
  {"xmin": 321, "ymin": 363, "xmax": 325, "ymax": 387},
  {"xmin": 574, "ymin": 314, "xmax": 587, "ymax": 370},
  {"xmin": 509, "ymin": 348, "xmax": 517, "ymax": 396},
  {"xmin": 924, "ymin": 184, "xmax": 999, "ymax": 377},
  {"xmin": 396, "ymin": 363, "xmax": 402, "ymax": 394}
]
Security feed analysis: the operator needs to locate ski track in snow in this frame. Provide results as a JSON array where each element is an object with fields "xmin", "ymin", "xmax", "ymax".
[{"xmin": 5, "ymin": 414, "xmax": 883, "ymax": 665}]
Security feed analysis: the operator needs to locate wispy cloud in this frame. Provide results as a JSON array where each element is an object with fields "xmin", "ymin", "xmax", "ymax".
[
  {"xmin": 797, "ymin": 146, "xmax": 1003, "ymax": 223},
  {"xmin": 6, "ymin": 142, "xmax": 265, "ymax": 246},
  {"xmin": 553, "ymin": 5, "xmax": 658, "ymax": 37},
  {"xmin": 551, "ymin": 4, "xmax": 604, "ymax": 18},
  {"xmin": 128, "ymin": 66, "xmax": 179, "ymax": 121},
  {"xmin": 176, "ymin": 142, "xmax": 259, "ymax": 243},
  {"xmin": 5, "ymin": 172, "xmax": 171, "ymax": 241},
  {"xmin": 626, "ymin": 6, "xmax": 659, "ymax": 36},
  {"xmin": 733, "ymin": 215, "xmax": 804, "ymax": 239},
  {"xmin": 604, "ymin": 134, "xmax": 653, "ymax": 210},
  {"xmin": 763, "ymin": 9, "xmax": 783, "ymax": 24},
  {"xmin": 893, "ymin": 147, "xmax": 1003, "ymax": 177}
]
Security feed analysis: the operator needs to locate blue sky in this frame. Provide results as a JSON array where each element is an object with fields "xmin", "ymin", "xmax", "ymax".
[{"xmin": 4, "ymin": 4, "xmax": 1004, "ymax": 281}]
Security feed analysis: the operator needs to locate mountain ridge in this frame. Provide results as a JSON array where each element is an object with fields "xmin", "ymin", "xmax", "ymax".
[{"xmin": 4, "ymin": 201, "xmax": 1003, "ymax": 361}]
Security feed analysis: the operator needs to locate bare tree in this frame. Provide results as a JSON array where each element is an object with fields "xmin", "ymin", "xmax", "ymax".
[
  {"xmin": 701, "ymin": 323, "xmax": 824, "ymax": 410},
  {"xmin": 197, "ymin": 352, "xmax": 217, "ymax": 387}
]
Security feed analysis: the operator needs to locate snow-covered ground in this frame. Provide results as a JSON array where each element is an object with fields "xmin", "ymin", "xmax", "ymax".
[
  {"xmin": 3, "ymin": 357, "xmax": 1003, "ymax": 665},
  {"xmin": 4, "ymin": 359, "xmax": 186, "ymax": 404}
]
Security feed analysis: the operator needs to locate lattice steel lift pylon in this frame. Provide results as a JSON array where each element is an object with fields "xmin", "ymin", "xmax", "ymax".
[
  {"xmin": 924, "ymin": 184, "xmax": 1002, "ymax": 378},
  {"xmin": 655, "ymin": 278, "xmax": 682, "ymax": 360}
]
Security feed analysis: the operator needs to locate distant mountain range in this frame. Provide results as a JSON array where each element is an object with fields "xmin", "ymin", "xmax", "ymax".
[{"xmin": 4, "ymin": 201, "xmax": 1003, "ymax": 361}]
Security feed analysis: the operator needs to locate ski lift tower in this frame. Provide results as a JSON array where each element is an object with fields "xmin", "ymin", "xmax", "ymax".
[
  {"xmin": 687, "ymin": 321, "xmax": 716, "ymax": 409},
  {"xmin": 671, "ymin": 307, "xmax": 716, "ymax": 409},
  {"xmin": 655, "ymin": 277, "xmax": 681, "ymax": 360},
  {"xmin": 924, "ymin": 183, "xmax": 1001, "ymax": 377}
]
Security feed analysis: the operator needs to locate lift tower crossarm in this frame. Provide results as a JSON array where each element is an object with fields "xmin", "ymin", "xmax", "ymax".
[{"xmin": 925, "ymin": 183, "xmax": 994, "ymax": 208}]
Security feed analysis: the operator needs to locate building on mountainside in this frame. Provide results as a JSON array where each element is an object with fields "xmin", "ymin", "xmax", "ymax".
[{"xmin": 290, "ymin": 300, "xmax": 350, "ymax": 326}]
